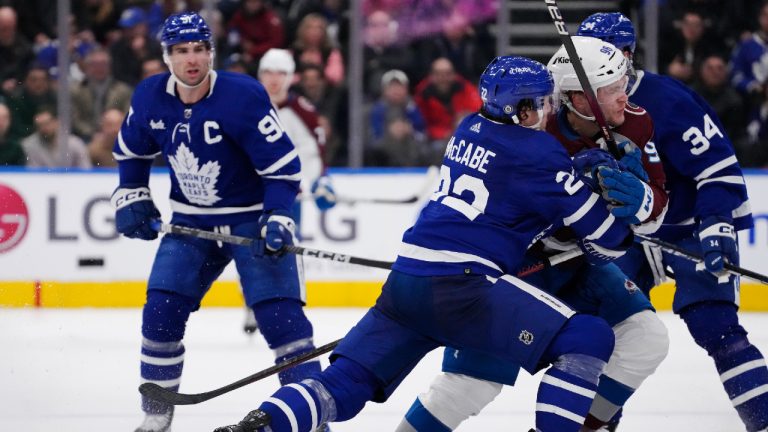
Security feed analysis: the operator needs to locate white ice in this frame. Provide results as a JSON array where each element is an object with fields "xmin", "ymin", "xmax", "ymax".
[{"xmin": 2, "ymin": 308, "xmax": 765, "ymax": 432}]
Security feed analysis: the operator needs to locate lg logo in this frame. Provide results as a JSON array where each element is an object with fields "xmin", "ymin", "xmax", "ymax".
[{"xmin": 0, "ymin": 184, "xmax": 29, "ymax": 253}]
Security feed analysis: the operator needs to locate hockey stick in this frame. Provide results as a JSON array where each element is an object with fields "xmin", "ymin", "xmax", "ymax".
[
  {"xmin": 544, "ymin": 0, "xmax": 621, "ymax": 158},
  {"xmin": 150, "ymin": 221, "xmax": 393, "ymax": 270},
  {"xmin": 139, "ymin": 339, "xmax": 340, "ymax": 405},
  {"xmin": 635, "ymin": 233, "xmax": 768, "ymax": 285},
  {"xmin": 516, "ymin": 247, "xmax": 583, "ymax": 277}
]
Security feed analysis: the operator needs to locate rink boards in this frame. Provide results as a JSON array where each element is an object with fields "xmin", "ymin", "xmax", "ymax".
[{"xmin": 1, "ymin": 167, "xmax": 767, "ymax": 310}]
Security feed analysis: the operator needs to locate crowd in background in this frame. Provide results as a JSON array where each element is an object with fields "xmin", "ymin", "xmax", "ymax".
[{"xmin": 1, "ymin": 0, "xmax": 768, "ymax": 169}]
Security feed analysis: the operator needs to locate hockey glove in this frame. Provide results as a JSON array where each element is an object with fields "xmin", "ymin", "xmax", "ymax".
[
  {"xmin": 111, "ymin": 185, "xmax": 161, "ymax": 240},
  {"xmin": 698, "ymin": 215, "xmax": 737, "ymax": 275},
  {"xmin": 597, "ymin": 167, "xmax": 654, "ymax": 224},
  {"xmin": 618, "ymin": 143, "xmax": 649, "ymax": 182},
  {"xmin": 255, "ymin": 209, "xmax": 297, "ymax": 257},
  {"xmin": 311, "ymin": 175, "xmax": 337, "ymax": 211},
  {"xmin": 572, "ymin": 148, "xmax": 620, "ymax": 193}
]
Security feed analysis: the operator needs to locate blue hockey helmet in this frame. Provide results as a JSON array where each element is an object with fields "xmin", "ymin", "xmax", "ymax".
[
  {"xmin": 160, "ymin": 12, "xmax": 213, "ymax": 51},
  {"xmin": 479, "ymin": 56, "xmax": 554, "ymax": 125},
  {"xmin": 577, "ymin": 12, "xmax": 636, "ymax": 54}
]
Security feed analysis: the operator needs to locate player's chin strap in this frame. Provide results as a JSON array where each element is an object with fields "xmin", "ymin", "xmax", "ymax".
[
  {"xmin": 512, "ymin": 108, "xmax": 547, "ymax": 131},
  {"xmin": 562, "ymin": 94, "xmax": 597, "ymax": 122}
]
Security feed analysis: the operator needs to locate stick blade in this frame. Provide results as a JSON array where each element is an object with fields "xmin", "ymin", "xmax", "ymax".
[{"xmin": 139, "ymin": 382, "xmax": 206, "ymax": 405}]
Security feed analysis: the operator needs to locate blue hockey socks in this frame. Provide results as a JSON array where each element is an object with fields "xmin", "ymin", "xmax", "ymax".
[
  {"xmin": 682, "ymin": 301, "xmax": 768, "ymax": 431},
  {"xmin": 252, "ymin": 298, "xmax": 322, "ymax": 385},
  {"xmin": 402, "ymin": 397, "xmax": 452, "ymax": 432},
  {"xmin": 537, "ymin": 314, "xmax": 614, "ymax": 432},
  {"xmin": 140, "ymin": 290, "xmax": 196, "ymax": 414},
  {"xmin": 257, "ymin": 357, "xmax": 378, "ymax": 431}
]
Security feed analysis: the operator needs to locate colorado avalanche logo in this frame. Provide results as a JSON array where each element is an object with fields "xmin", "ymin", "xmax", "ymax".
[
  {"xmin": 168, "ymin": 140, "xmax": 222, "ymax": 206},
  {"xmin": 624, "ymin": 279, "xmax": 639, "ymax": 294}
]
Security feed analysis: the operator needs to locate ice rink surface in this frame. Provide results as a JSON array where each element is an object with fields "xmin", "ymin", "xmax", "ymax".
[{"xmin": 2, "ymin": 307, "xmax": 766, "ymax": 432}]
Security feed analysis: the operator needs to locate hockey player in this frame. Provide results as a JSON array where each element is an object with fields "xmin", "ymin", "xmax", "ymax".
[
  {"xmin": 241, "ymin": 48, "xmax": 337, "ymax": 335},
  {"xmin": 215, "ymin": 56, "xmax": 634, "ymax": 432},
  {"xmin": 578, "ymin": 12, "xmax": 767, "ymax": 432},
  {"xmin": 396, "ymin": 37, "xmax": 670, "ymax": 432},
  {"xmin": 111, "ymin": 12, "xmax": 323, "ymax": 432}
]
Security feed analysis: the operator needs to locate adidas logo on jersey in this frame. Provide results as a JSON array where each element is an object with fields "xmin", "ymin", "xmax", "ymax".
[
  {"xmin": 150, "ymin": 119, "xmax": 166, "ymax": 130},
  {"xmin": 469, "ymin": 122, "xmax": 481, "ymax": 133}
]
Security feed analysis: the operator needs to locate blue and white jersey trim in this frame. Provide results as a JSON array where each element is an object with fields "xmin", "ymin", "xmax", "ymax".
[
  {"xmin": 114, "ymin": 130, "xmax": 160, "ymax": 160},
  {"xmin": 563, "ymin": 193, "xmax": 599, "ymax": 226},
  {"xmin": 397, "ymin": 242, "xmax": 503, "ymax": 273},
  {"xmin": 498, "ymin": 274, "xmax": 575, "ymax": 318},
  {"xmin": 257, "ymin": 149, "xmax": 299, "ymax": 176},
  {"xmin": 170, "ymin": 199, "xmax": 264, "ymax": 215},
  {"xmin": 694, "ymin": 156, "xmax": 738, "ymax": 181}
]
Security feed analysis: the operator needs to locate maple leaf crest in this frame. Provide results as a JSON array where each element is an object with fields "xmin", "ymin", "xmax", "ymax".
[{"xmin": 168, "ymin": 143, "xmax": 222, "ymax": 206}]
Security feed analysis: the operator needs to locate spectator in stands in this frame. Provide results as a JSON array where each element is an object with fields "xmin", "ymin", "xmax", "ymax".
[
  {"xmin": 413, "ymin": 10, "xmax": 494, "ymax": 84},
  {"xmin": 110, "ymin": 7, "xmax": 163, "ymax": 86},
  {"xmin": 6, "ymin": 65, "xmax": 57, "ymax": 140},
  {"xmin": 731, "ymin": 1, "xmax": 768, "ymax": 108},
  {"xmin": 414, "ymin": 57, "xmax": 481, "ymax": 164},
  {"xmin": 0, "ymin": 7, "xmax": 34, "ymax": 95},
  {"xmin": 297, "ymin": 63, "xmax": 347, "ymax": 166},
  {"xmin": 293, "ymin": 13, "xmax": 345, "ymax": 86},
  {"xmin": 692, "ymin": 54, "xmax": 747, "ymax": 143},
  {"xmin": 75, "ymin": 0, "xmax": 122, "ymax": 45},
  {"xmin": 12, "ymin": 0, "xmax": 56, "ymax": 46},
  {"xmin": 141, "ymin": 57, "xmax": 167, "ymax": 80},
  {"xmin": 0, "ymin": 102, "xmax": 25, "ymax": 166},
  {"xmin": 71, "ymin": 48, "xmax": 132, "ymax": 140},
  {"xmin": 363, "ymin": 9, "xmax": 416, "ymax": 99},
  {"xmin": 366, "ymin": 69, "xmax": 426, "ymax": 166},
  {"xmin": 661, "ymin": 10, "xmax": 724, "ymax": 84},
  {"xmin": 88, "ymin": 108, "xmax": 123, "ymax": 167},
  {"xmin": 227, "ymin": 0, "xmax": 285, "ymax": 67},
  {"xmin": 21, "ymin": 106, "xmax": 91, "ymax": 168}
]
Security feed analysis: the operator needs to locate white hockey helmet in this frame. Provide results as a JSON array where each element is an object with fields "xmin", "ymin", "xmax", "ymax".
[
  {"xmin": 259, "ymin": 48, "xmax": 295, "ymax": 75},
  {"xmin": 547, "ymin": 36, "xmax": 628, "ymax": 111}
]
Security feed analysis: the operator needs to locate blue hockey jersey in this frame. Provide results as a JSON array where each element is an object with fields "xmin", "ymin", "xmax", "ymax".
[
  {"xmin": 628, "ymin": 70, "xmax": 753, "ymax": 240},
  {"xmin": 730, "ymin": 33, "xmax": 768, "ymax": 94},
  {"xmin": 392, "ymin": 113, "xmax": 632, "ymax": 278},
  {"xmin": 113, "ymin": 71, "xmax": 302, "ymax": 227}
]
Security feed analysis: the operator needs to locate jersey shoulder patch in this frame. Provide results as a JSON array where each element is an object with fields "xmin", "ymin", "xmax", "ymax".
[{"xmin": 624, "ymin": 101, "xmax": 646, "ymax": 115}]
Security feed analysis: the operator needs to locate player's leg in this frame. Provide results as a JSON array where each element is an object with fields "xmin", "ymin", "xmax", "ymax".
[
  {"xmin": 664, "ymin": 239, "xmax": 768, "ymax": 432},
  {"xmin": 395, "ymin": 349, "xmax": 510, "ymax": 431},
  {"xmin": 137, "ymin": 233, "xmax": 229, "ymax": 432},
  {"xmin": 670, "ymin": 238, "xmax": 768, "ymax": 431},
  {"xmin": 233, "ymin": 221, "xmax": 321, "ymax": 386},
  {"xmin": 563, "ymin": 263, "xmax": 669, "ymax": 431}
]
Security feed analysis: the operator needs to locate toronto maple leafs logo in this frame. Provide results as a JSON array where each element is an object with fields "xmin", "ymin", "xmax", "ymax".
[{"xmin": 168, "ymin": 143, "xmax": 222, "ymax": 206}]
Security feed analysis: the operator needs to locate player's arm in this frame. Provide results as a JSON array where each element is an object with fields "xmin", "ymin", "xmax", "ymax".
[
  {"xmin": 292, "ymin": 97, "xmax": 337, "ymax": 210},
  {"xmin": 110, "ymin": 85, "xmax": 162, "ymax": 240},
  {"xmin": 529, "ymin": 139, "xmax": 633, "ymax": 265}
]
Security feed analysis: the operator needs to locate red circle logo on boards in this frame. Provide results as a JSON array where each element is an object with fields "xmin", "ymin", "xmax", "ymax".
[{"xmin": 0, "ymin": 183, "xmax": 29, "ymax": 253}]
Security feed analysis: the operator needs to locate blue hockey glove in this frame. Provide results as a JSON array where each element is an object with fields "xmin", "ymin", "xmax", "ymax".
[
  {"xmin": 597, "ymin": 167, "xmax": 654, "ymax": 224},
  {"xmin": 572, "ymin": 148, "xmax": 620, "ymax": 192},
  {"xmin": 111, "ymin": 185, "xmax": 161, "ymax": 240},
  {"xmin": 698, "ymin": 216, "xmax": 737, "ymax": 275},
  {"xmin": 311, "ymin": 175, "xmax": 337, "ymax": 211},
  {"xmin": 255, "ymin": 209, "xmax": 296, "ymax": 257},
  {"xmin": 618, "ymin": 143, "xmax": 649, "ymax": 182}
]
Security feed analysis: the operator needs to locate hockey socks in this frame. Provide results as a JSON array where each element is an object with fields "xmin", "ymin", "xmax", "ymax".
[
  {"xmin": 536, "ymin": 366, "xmax": 600, "ymax": 432},
  {"xmin": 140, "ymin": 338, "xmax": 184, "ymax": 414},
  {"xmin": 682, "ymin": 302, "xmax": 768, "ymax": 431},
  {"xmin": 582, "ymin": 376, "xmax": 633, "ymax": 430},
  {"xmin": 716, "ymin": 344, "xmax": 768, "ymax": 431}
]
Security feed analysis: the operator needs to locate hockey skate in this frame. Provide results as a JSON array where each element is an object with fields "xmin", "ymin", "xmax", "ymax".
[
  {"xmin": 243, "ymin": 307, "xmax": 259, "ymax": 335},
  {"xmin": 215, "ymin": 409, "xmax": 271, "ymax": 432},
  {"xmin": 134, "ymin": 409, "xmax": 173, "ymax": 432}
]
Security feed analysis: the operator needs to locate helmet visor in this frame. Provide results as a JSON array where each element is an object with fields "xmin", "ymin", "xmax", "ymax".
[{"xmin": 596, "ymin": 75, "xmax": 629, "ymax": 105}]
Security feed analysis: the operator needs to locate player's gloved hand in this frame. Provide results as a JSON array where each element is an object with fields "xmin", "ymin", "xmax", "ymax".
[
  {"xmin": 617, "ymin": 143, "xmax": 649, "ymax": 182},
  {"xmin": 572, "ymin": 148, "xmax": 619, "ymax": 192},
  {"xmin": 597, "ymin": 167, "xmax": 654, "ymax": 224},
  {"xmin": 311, "ymin": 175, "xmax": 337, "ymax": 211},
  {"xmin": 255, "ymin": 209, "xmax": 296, "ymax": 257},
  {"xmin": 111, "ymin": 184, "xmax": 161, "ymax": 240},
  {"xmin": 698, "ymin": 215, "xmax": 737, "ymax": 275}
]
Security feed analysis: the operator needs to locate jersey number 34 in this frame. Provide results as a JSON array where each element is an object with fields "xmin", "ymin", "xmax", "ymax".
[{"xmin": 682, "ymin": 113, "xmax": 723, "ymax": 155}]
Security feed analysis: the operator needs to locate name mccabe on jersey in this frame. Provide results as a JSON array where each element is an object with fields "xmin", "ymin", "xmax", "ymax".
[{"xmin": 444, "ymin": 136, "xmax": 496, "ymax": 173}]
